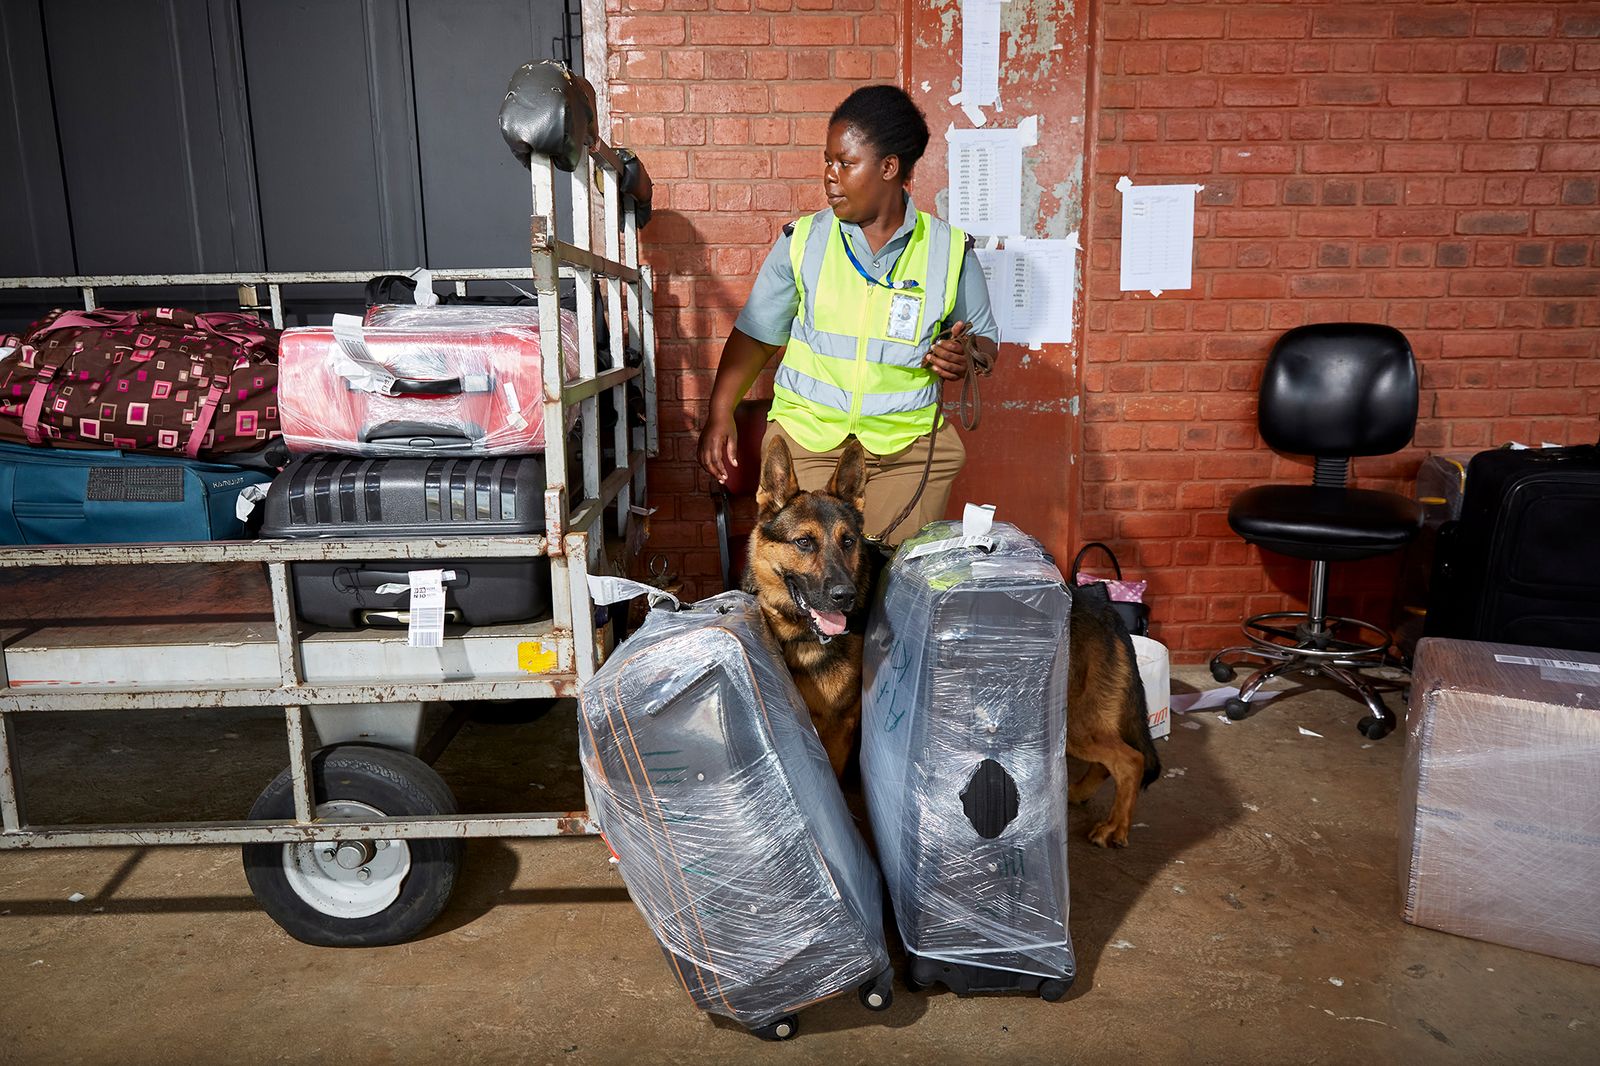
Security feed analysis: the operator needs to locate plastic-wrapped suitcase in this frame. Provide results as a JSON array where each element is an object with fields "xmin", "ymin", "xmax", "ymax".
[
  {"xmin": 578, "ymin": 592, "xmax": 893, "ymax": 1040},
  {"xmin": 862, "ymin": 520, "xmax": 1075, "ymax": 1000},
  {"xmin": 258, "ymin": 455, "xmax": 550, "ymax": 629},
  {"xmin": 277, "ymin": 308, "xmax": 579, "ymax": 457},
  {"xmin": 1425, "ymin": 442, "xmax": 1600, "ymax": 653}
]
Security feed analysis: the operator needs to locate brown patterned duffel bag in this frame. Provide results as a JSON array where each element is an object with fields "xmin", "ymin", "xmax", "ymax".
[{"xmin": 0, "ymin": 307, "xmax": 280, "ymax": 457}]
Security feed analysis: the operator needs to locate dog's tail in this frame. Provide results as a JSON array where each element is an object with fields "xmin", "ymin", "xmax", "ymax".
[{"xmin": 1116, "ymin": 630, "xmax": 1163, "ymax": 789}]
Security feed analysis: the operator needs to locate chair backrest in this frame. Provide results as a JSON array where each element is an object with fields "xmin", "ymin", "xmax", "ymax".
[{"xmin": 1259, "ymin": 323, "xmax": 1418, "ymax": 459}]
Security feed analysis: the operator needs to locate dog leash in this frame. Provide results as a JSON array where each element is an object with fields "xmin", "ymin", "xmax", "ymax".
[{"xmin": 871, "ymin": 336, "xmax": 988, "ymax": 544}]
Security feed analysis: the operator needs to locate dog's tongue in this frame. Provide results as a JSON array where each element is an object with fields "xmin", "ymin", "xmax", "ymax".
[{"xmin": 810, "ymin": 608, "xmax": 848, "ymax": 636}]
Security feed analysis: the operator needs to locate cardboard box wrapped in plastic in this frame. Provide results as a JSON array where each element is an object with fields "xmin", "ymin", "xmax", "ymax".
[
  {"xmin": 861, "ymin": 520, "xmax": 1075, "ymax": 999},
  {"xmin": 578, "ymin": 592, "xmax": 893, "ymax": 1037},
  {"xmin": 1401, "ymin": 638, "xmax": 1600, "ymax": 967}
]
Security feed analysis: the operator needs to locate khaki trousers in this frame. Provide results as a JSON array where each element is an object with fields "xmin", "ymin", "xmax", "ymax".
[{"xmin": 766, "ymin": 418, "xmax": 967, "ymax": 546}]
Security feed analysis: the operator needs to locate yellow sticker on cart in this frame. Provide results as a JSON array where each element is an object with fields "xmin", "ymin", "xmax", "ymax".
[{"xmin": 518, "ymin": 641, "xmax": 558, "ymax": 674}]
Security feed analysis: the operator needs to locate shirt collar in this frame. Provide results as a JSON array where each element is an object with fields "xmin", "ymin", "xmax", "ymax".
[{"xmin": 839, "ymin": 193, "xmax": 918, "ymax": 259}]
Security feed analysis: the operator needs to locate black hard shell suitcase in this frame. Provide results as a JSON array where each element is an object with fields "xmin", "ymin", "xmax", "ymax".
[
  {"xmin": 260, "ymin": 455, "xmax": 550, "ymax": 628},
  {"xmin": 1425, "ymin": 443, "xmax": 1600, "ymax": 653}
]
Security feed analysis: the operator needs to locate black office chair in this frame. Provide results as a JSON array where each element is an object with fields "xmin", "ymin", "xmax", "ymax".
[{"xmin": 1209, "ymin": 323, "xmax": 1423, "ymax": 740}]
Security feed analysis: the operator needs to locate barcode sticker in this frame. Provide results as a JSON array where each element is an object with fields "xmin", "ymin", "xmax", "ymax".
[
  {"xmin": 503, "ymin": 381, "xmax": 528, "ymax": 430},
  {"xmin": 905, "ymin": 534, "xmax": 995, "ymax": 560},
  {"xmin": 407, "ymin": 569, "xmax": 447, "ymax": 648},
  {"xmin": 1494, "ymin": 654, "xmax": 1600, "ymax": 673}
]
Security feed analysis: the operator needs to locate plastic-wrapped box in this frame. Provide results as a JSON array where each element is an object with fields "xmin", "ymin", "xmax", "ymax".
[
  {"xmin": 578, "ymin": 592, "xmax": 892, "ymax": 1035},
  {"xmin": 1401, "ymin": 638, "xmax": 1600, "ymax": 966},
  {"xmin": 278, "ymin": 307, "xmax": 579, "ymax": 457},
  {"xmin": 861, "ymin": 520, "xmax": 1075, "ymax": 998}
]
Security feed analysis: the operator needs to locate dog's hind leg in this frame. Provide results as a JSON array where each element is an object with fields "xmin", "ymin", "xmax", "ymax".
[
  {"xmin": 1069, "ymin": 735, "xmax": 1146, "ymax": 848},
  {"xmin": 1067, "ymin": 763, "xmax": 1108, "ymax": 806}
]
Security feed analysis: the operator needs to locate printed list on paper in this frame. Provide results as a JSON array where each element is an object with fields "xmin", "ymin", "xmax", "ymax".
[
  {"xmin": 975, "ymin": 237, "xmax": 1078, "ymax": 346},
  {"xmin": 959, "ymin": 0, "xmax": 1003, "ymax": 108},
  {"xmin": 1118, "ymin": 179, "xmax": 1203, "ymax": 294},
  {"xmin": 948, "ymin": 128, "xmax": 1023, "ymax": 238}
]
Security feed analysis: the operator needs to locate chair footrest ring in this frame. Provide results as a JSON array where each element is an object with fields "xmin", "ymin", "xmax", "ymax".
[{"xmin": 1240, "ymin": 611, "xmax": 1393, "ymax": 661}]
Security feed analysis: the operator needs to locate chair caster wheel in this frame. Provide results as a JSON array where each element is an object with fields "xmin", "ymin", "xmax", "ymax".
[
  {"xmin": 1210, "ymin": 661, "xmax": 1236, "ymax": 683},
  {"xmin": 752, "ymin": 1014, "xmax": 799, "ymax": 1041},
  {"xmin": 1224, "ymin": 697, "xmax": 1252, "ymax": 721},
  {"xmin": 1358, "ymin": 716, "xmax": 1392, "ymax": 741}
]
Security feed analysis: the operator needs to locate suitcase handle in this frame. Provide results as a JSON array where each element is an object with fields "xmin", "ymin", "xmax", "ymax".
[
  {"xmin": 358, "ymin": 608, "xmax": 464, "ymax": 627},
  {"xmin": 390, "ymin": 375, "xmax": 464, "ymax": 396},
  {"xmin": 337, "ymin": 568, "xmax": 467, "ymax": 592},
  {"xmin": 359, "ymin": 421, "xmax": 483, "ymax": 451}
]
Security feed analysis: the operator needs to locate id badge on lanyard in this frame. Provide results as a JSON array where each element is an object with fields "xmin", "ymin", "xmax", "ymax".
[{"xmin": 886, "ymin": 292, "xmax": 923, "ymax": 342}]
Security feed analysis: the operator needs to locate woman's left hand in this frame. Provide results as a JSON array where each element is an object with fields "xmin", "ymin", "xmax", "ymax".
[{"xmin": 922, "ymin": 320, "xmax": 973, "ymax": 381}]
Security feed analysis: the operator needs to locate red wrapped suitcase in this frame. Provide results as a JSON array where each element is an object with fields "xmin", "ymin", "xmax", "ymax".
[{"xmin": 277, "ymin": 308, "xmax": 578, "ymax": 457}]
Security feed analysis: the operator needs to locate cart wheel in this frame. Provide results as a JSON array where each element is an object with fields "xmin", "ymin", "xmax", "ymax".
[
  {"xmin": 751, "ymin": 1014, "xmax": 799, "ymax": 1041},
  {"xmin": 242, "ymin": 745, "xmax": 462, "ymax": 947}
]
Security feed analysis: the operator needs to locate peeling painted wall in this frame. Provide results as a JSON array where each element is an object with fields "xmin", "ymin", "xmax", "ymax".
[{"xmin": 908, "ymin": 0, "xmax": 1092, "ymax": 565}]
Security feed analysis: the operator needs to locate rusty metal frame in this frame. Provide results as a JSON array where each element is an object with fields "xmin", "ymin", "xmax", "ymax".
[{"xmin": 0, "ymin": 129, "xmax": 655, "ymax": 852}]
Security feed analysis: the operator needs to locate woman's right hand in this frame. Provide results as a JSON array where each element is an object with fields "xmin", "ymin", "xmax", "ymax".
[{"xmin": 698, "ymin": 409, "xmax": 739, "ymax": 484}]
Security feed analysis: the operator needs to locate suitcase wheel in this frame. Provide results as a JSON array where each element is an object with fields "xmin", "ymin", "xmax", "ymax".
[
  {"xmin": 1038, "ymin": 977, "xmax": 1073, "ymax": 1002},
  {"xmin": 751, "ymin": 1014, "xmax": 799, "ymax": 1041},
  {"xmin": 858, "ymin": 966, "xmax": 894, "ymax": 1011}
]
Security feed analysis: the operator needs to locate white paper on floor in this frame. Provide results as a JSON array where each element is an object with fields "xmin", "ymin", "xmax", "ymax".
[{"xmin": 1170, "ymin": 686, "xmax": 1283, "ymax": 714}]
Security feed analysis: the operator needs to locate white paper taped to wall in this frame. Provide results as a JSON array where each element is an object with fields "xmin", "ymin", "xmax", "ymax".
[
  {"xmin": 947, "ymin": 128, "xmax": 1024, "ymax": 237},
  {"xmin": 974, "ymin": 236, "xmax": 1078, "ymax": 346},
  {"xmin": 1117, "ymin": 177, "xmax": 1204, "ymax": 295},
  {"xmin": 959, "ymin": 0, "xmax": 1003, "ymax": 108}
]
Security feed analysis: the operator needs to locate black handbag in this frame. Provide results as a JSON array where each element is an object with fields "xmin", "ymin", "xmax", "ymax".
[{"xmin": 1070, "ymin": 542, "xmax": 1150, "ymax": 637}]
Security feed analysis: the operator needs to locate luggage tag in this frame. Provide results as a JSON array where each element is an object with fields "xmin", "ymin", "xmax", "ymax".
[
  {"xmin": 886, "ymin": 292, "xmax": 923, "ymax": 342},
  {"xmin": 904, "ymin": 502, "xmax": 998, "ymax": 560},
  {"xmin": 404, "ymin": 569, "xmax": 448, "ymax": 648},
  {"xmin": 330, "ymin": 314, "xmax": 398, "ymax": 395},
  {"xmin": 235, "ymin": 483, "xmax": 269, "ymax": 522}
]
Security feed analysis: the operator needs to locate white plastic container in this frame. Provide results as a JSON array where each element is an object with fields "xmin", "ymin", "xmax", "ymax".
[{"xmin": 1130, "ymin": 634, "xmax": 1171, "ymax": 741}]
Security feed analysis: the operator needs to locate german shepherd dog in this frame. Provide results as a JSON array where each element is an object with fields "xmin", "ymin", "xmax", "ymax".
[
  {"xmin": 1067, "ymin": 582, "xmax": 1163, "ymax": 847},
  {"xmin": 744, "ymin": 435, "xmax": 871, "ymax": 778}
]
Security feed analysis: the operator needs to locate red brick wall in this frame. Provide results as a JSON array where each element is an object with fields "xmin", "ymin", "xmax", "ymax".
[
  {"xmin": 1084, "ymin": 1, "xmax": 1600, "ymax": 660},
  {"xmin": 606, "ymin": 0, "xmax": 902, "ymax": 591}
]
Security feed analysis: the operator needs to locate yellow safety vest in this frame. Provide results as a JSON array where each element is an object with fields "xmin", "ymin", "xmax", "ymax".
[{"xmin": 770, "ymin": 208, "xmax": 966, "ymax": 455}]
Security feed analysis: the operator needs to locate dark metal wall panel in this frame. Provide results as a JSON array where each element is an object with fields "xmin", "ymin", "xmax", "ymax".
[
  {"xmin": 0, "ymin": 2, "xmax": 74, "ymax": 277},
  {"xmin": 42, "ymin": 0, "xmax": 247, "ymax": 275},
  {"xmin": 241, "ymin": 0, "xmax": 425, "ymax": 271},
  {"xmin": 409, "ymin": 0, "xmax": 573, "ymax": 266}
]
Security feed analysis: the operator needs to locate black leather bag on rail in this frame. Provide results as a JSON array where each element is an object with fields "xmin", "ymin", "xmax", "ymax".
[{"xmin": 1070, "ymin": 542, "xmax": 1151, "ymax": 637}]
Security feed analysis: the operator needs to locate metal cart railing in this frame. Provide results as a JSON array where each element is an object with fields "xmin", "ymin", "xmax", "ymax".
[{"xmin": 0, "ymin": 72, "xmax": 656, "ymax": 945}]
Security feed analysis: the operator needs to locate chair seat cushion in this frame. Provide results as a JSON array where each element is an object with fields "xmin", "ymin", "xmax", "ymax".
[{"xmin": 1228, "ymin": 485, "xmax": 1422, "ymax": 562}]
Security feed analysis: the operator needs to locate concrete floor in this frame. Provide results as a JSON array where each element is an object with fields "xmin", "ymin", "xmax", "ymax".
[{"xmin": 1, "ymin": 665, "xmax": 1597, "ymax": 1065}]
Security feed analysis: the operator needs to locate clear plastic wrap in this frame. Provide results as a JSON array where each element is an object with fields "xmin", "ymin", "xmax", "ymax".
[
  {"xmin": 862, "ymin": 520, "xmax": 1075, "ymax": 985},
  {"xmin": 578, "ymin": 592, "xmax": 889, "ymax": 1027},
  {"xmin": 1400, "ymin": 638, "xmax": 1600, "ymax": 967},
  {"xmin": 278, "ymin": 306, "xmax": 580, "ymax": 456}
]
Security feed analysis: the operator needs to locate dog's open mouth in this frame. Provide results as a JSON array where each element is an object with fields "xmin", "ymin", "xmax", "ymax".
[{"xmin": 786, "ymin": 579, "xmax": 848, "ymax": 638}]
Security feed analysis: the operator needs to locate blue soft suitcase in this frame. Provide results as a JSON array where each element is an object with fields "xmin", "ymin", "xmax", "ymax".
[{"xmin": 0, "ymin": 441, "xmax": 271, "ymax": 545}]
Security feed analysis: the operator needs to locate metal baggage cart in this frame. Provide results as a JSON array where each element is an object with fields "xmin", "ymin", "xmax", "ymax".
[{"xmin": 0, "ymin": 74, "xmax": 658, "ymax": 945}]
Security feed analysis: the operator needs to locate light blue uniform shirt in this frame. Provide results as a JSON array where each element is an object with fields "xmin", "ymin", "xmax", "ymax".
[{"xmin": 733, "ymin": 196, "xmax": 1001, "ymax": 347}]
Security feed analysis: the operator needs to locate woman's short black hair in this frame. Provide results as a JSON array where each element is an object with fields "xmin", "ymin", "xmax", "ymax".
[{"xmin": 830, "ymin": 85, "xmax": 931, "ymax": 179}]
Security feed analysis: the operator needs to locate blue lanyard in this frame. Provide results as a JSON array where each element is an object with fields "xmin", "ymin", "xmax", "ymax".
[{"xmin": 839, "ymin": 225, "xmax": 921, "ymax": 291}]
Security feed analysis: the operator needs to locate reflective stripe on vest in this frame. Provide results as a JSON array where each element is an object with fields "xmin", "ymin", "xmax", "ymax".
[{"xmin": 770, "ymin": 208, "xmax": 966, "ymax": 455}]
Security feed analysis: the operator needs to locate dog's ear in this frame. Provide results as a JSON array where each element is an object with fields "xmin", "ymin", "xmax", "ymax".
[
  {"xmin": 827, "ymin": 440, "xmax": 868, "ymax": 515},
  {"xmin": 756, "ymin": 435, "xmax": 800, "ymax": 515}
]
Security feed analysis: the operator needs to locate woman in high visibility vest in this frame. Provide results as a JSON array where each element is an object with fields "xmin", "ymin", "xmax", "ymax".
[{"xmin": 697, "ymin": 85, "xmax": 1000, "ymax": 544}]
